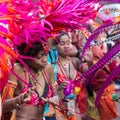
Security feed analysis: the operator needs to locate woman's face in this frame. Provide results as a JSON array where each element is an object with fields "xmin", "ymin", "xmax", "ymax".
[
  {"xmin": 28, "ymin": 50, "xmax": 48, "ymax": 70},
  {"xmin": 56, "ymin": 34, "xmax": 72, "ymax": 56},
  {"xmin": 77, "ymin": 32, "xmax": 86, "ymax": 50},
  {"xmin": 71, "ymin": 31, "xmax": 86, "ymax": 50}
]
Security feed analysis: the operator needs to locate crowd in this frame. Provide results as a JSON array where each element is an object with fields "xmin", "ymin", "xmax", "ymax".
[{"xmin": 0, "ymin": 0, "xmax": 120, "ymax": 120}]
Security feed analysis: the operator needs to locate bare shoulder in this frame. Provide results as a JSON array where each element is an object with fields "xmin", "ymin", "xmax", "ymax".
[
  {"xmin": 14, "ymin": 63, "xmax": 24, "ymax": 73},
  {"xmin": 9, "ymin": 63, "xmax": 24, "ymax": 83},
  {"xmin": 44, "ymin": 63, "xmax": 55, "ymax": 84}
]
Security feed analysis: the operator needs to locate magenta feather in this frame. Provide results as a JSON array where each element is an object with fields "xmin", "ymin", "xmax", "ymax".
[
  {"xmin": 0, "ymin": 0, "xmax": 100, "ymax": 90},
  {"xmin": 13, "ymin": 23, "xmax": 49, "ymax": 46},
  {"xmin": 42, "ymin": 0, "xmax": 99, "ymax": 32}
]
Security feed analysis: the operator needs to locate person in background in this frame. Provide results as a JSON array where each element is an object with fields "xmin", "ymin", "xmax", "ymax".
[
  {"xmin": 69, "ymin": 30, "xmax": 92, "ymax": 120},
  {"xmin": 85, "ymin": 28, "xmax": 118, "ymax": 120}
]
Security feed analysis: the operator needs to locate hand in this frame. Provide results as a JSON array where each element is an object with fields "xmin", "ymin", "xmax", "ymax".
[
  {"xmin": 41, "ymin": 96, "xmax": 67, "ymax": 111},
  {"xmin": 22, "ymin": 87, "xmax": 39, "ymax": 105},
  {"xmin": 58, "ymin": 81, "xmax": 70, "ymax": 90},
  {"xmin": 41, "ymin": 95, "xmax": 60, "ymax": 106},
  {"xmin": 83, "ymin": 51, "xmax": 93, "ymax": 66}
]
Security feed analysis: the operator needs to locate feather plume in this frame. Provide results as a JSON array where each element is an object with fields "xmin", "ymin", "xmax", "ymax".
[
  {"xmin": 0, "ymin": 0, "xmax": 99, "ymax": 90},
  {"xmin": 82, "ymin": 22, "xmax": 120, "ymax": 57},
  {"xmin": 95, "ymin": 64, "xmax": 120, "ymax": 106},
  {"xmin": 76, "ymin": 43, "xmax": 120, "ymax": 84}
]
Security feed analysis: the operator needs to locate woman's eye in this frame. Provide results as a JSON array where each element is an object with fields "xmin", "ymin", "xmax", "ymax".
[
  {"xmin": 67, "ymin": 42, "xmax": 70, "ymax": 45},
  {"xmin": 36, "ymin": 54, "xmax": 42, "ymax": 59},
  {"xmin": 60, "ymin": 42, "xmax": 65, "ymax": 45},
  {"xmin": 36, "ymin": 56, "xmax": 41, "ymax": 59}
]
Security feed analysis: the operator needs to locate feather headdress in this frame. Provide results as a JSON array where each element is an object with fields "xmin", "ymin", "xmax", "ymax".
[{"xmin": 0, "ymin": 0, "xmax": 99, "ymax": 89}]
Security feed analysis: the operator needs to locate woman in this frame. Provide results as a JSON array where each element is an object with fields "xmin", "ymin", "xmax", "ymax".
[
  {"xmin": 2, "ymin": 40, "xmax": 60, "ymax": 120},
  {"xmin": 52, "ymin": 31, "xmax": 82, "ymax": 120}
]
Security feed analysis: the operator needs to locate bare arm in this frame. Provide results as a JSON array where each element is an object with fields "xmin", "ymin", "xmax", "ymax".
[
  {"xmin": 2, "ymin": 64, "xmax": 30, "ymax": 113},
  {"xmin": 44, "ymin": 64, "xmax": 65, "ymax": 103},
  {"xmin": 2, "ymin": 64, "xmax": 21, "ymax": 113},
  {"xmin": 2, "ymin": 95, "xmax": 24, "ymax": 113}
]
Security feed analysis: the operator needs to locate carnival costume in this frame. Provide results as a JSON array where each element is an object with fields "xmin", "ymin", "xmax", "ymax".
[{"xmin": 1, "ymin": 0, "xmax": 119, "ymax": 120}]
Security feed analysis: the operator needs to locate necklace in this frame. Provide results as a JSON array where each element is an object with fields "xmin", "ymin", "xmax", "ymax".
[
  {"xmin": 63, "ymin": 61, "xmax": 69, "ymax": 69},
  {"xmin": 28, "ymin": 71, "xmax": 47, "ymax": 97},
  {"xmin": 29, "ymin": 70, "xmax": 46, "ymax": 86},
  {"xmin": 58, "ymin": 59, "xmax": 70, "ymax": 80}
]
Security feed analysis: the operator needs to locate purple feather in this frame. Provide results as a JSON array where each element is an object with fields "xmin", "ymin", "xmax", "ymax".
[
  {"xmin": 77, "ymin": 43, "xmax": 120, "ymax": 84},
  {"xmin": 82, "ymin": 22, "xmax": 120, "ymax": 57},
  {"xmin": 95, "ymin": 64, "xmax": 120, "ymax": 106}
]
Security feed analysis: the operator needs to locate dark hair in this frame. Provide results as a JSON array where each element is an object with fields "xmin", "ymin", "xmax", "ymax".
[
  {"xmin": 55, "ymin": 31, "xmax": 69, "ymax": 44},
  {"xmin": 17, "ymin": 42, "xmax": 44, "ymax": 57}
]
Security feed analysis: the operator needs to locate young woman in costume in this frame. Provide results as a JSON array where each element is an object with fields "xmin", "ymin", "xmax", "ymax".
[
  {"xmin": 1, "ymin": 25, "xmax": 61, "ymax": 120},
  {"xmin": 50, "ymin": 31, "xmax": 83, "ymax": 120}
]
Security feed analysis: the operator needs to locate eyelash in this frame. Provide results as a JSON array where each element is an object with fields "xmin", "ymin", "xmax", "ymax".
[
  {"xmin": 36, "ymin": 54, "xmax": 45, "ymax": 59},
  {"xmin": 60, "ymin": 42, "xmax": 70, "ymax": 46}
]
